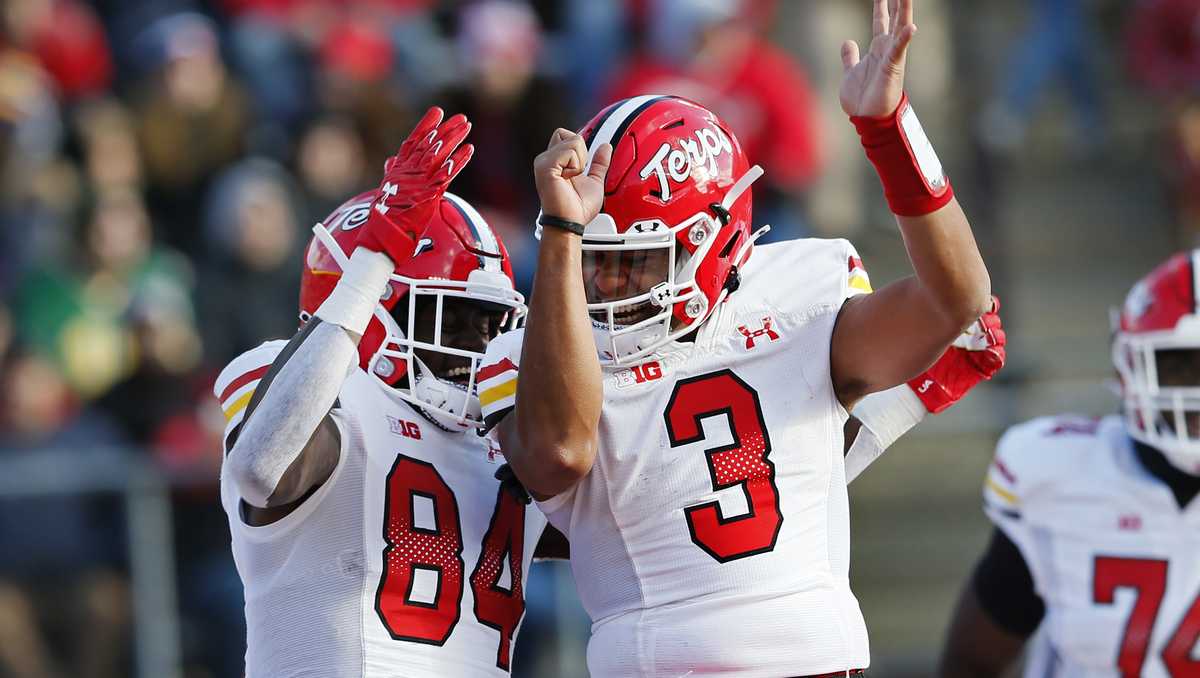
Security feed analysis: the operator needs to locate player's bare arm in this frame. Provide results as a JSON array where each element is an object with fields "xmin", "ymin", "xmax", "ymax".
[
  {"xmin": 845, "ymin": 299, "xmax": 1005, "ymax": 482},
  {"xmin": 830, "ymin": 0, "xmax": 992, "ymax": 406},
  {"xmin": 504, "ymin": 131, "xmax": 613, "ymax": 498},
  {"xmin": 225, "ymin": 107, "xmax": 473, "ymax": 512},
  {"xmin": 938, "ymin": 584, "xmax": 1027, "ymax": 678}
]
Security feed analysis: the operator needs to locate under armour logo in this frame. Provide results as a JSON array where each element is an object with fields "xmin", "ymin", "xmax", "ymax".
[
  {"xmin": 375, "ymin": 182, "xmax": 399, "ymax": 215},
  {"xmin": 737, "ymin": 317, "xmax": 780, "ymax": 349},
  {"xmin": 916, "ymin": 379, "xmax": 934, "ymax": 394}
]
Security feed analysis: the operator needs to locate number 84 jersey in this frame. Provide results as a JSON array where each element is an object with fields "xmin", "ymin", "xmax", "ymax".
[
  {"xmin": 216, "ymin": 341, "xmax": 547, "ymax": 677},
  {"xmin": 480, "ymin": 238, "xmax": 875, "ymax": 678},
  {"xmin": 984, "ymin": 415, "xmax": 1200, "ymax": 678}
]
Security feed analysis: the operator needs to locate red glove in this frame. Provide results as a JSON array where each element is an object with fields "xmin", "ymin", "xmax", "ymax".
[
  {"xmin": 358, "ymin": 106, "xmax": 474, "ymax": 265},
  {"xmin": 907, "ymin": 295, "xmax": 1007, "ymax": 414}
]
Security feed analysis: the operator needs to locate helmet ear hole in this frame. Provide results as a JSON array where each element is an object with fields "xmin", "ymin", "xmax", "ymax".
[{"xmin": 719, "ymin": 231, "xmax": 741, "ymax": 259}]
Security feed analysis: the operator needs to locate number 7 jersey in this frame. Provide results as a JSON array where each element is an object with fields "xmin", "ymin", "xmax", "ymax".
[
  {"xmin": 215, "ymin": 341, "xmax": 547, "ymax": 677},
  {"xmin": 984, "ymin": 415, "xmax": 1200, "ymax": 677},
  {"xmin": 481, "ymin": 238, "xmax": 875, "ymax": 677}
]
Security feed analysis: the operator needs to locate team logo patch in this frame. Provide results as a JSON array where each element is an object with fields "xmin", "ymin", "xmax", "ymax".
[
  {"xmin": 613, "ymin": 360, "xmax": 665, "ymax": 389},
  {"xmin": 737, "ymin": 317, "xmax": 780, "ymax": 350},
  {"xmin": 639, "ymin": 124, "xmax": 733, "ymax": 201},
  {"xmin": 1118, "ymin": 514, "xmax": 1142, "ymax": 531},
  {"xmin": 387, "ymin": 416, "xmax": 422, "ymax": 440}
]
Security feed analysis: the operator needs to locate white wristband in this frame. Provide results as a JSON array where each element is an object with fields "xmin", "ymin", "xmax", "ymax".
[
  {"xmin": 852, "ymin": 384, "xmax": 927, "ymax": 451},
  {"xmin": 315, "ymin": 247, "xmax": 394, "ymax": 335}
]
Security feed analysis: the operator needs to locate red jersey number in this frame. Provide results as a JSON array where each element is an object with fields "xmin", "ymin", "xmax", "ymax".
[
  {"xmin": 664, "ymin": 370, "xmax": 782, "ymax": 563},
  {"xmin": 1093, "ymin": 556, "xmax": 1200, "ymax": 677},
  {"xmin": 377, "ymin": 456, "xmax": 528, "ymax": 669},
  {"xmin": 376, "ymin": 456, "xmax": 465, "ymax": 644}
]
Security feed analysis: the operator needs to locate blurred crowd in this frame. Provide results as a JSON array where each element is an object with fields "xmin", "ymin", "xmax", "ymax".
[{"xmin": 0, "ymin": 0, "xmax": 1198, "ymax": 676}]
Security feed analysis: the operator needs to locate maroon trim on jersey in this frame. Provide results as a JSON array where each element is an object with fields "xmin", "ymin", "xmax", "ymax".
[
  {"xmin": 477, "ymin": 358, "xmax": 517, "ymax": 383},
  {"xmin": 220, "ymin": 365, "xmax": 270, "ymax": 404}
]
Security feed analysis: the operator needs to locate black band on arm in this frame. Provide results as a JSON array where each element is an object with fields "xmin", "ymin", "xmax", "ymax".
[
  {"xmin": 972, "ymin": 527, "xmax": 1046, "ymax": 638},
  {"xmin": 538, "ymin": 214, "xmax": 586, "ymax": 236}
]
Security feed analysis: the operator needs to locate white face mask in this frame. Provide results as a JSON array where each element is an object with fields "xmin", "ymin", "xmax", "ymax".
[
  {"xmin": 1114, "ymin": 332, "xmax": 1200, "ymax": 476},
  {"xmin": 313, "ymin": 223, "xmax": 527, "ymax": 430},
  {"xmin": 553, "ymin": 165, "xmax": 766, "ymax": 367}
]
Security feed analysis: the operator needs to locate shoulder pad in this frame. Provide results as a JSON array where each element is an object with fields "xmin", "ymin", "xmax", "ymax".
[
  {"xmin": 479, "ymin": 327, "xmax": 524, "ymax": 429},
  {"xmin": 984, "ymin": 414, "xmax": 1106, "ymax": 517},
  {"xmin": 734, "ymin": 238, "xmax": 870, "ymax": 318},
  {"xmin": 214, "ymin": 340, "xmax": 288, "ymax": 432}
]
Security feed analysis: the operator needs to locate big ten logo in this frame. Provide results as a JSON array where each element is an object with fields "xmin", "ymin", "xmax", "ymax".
[
  {"xmin": 614, "ymin": 361, "xmax": 664, "ymax": 389},
  {"xmin": 387, "ymin": 416, "xmax": 422, "ymax": 440}
]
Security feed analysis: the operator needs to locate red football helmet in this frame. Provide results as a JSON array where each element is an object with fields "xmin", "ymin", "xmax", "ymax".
[
  {"xmin": 555, "ymin": 95, "xmax": 766, "ymax": 365},
  {"xmin": 1113, "ymin": 250, "xmax": 1200, "ymax": 473},
  {"xmin": 301, "ymin": 190, "xmax": 525, "ymax": 429}
]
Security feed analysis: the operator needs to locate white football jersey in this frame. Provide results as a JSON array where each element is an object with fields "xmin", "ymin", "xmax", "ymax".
[
  {"xmin": 214, "ymin": 341, "xmax": 548, "ymax": 677},
  {"xmin": 984, "ymin": 415, "xmax": 1200, "ymax": 678},
  {"xmin": 480, "ymin": 238, "xmax": 875, "ymax": 677}
]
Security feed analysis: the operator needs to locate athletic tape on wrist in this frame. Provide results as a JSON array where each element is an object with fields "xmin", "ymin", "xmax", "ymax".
[
  {"xmin": 851, "ymin": 93, "xmax": 954, "ymax": 217},
  {"xmin": 315, "ymin": 247, "xmax": 394, "ymax": 335},
  {"xmin": 851, "ymin": 383, "xmax": 927, "ymax": 450}
]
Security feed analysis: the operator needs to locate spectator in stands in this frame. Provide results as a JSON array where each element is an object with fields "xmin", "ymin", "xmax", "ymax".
[
  {"xmin": 1127, "ymin": 0, "xmax": 1200, "ymax": 245},
  {"xmin": 605, "ymin": 0, "xmax": 823, "ymax": 239},
  {"xmin": 198, "ymin": 158, "xmax": 303, "ymax": 367},
  {"xmin": 978, "ymin": 0, "xmax": 1105, "ymax": 154},
  {"xmin": 134, "ymin": 13, "xmax": 250, "ymax": 257},
  {"xmin": 0, "ymin": 347, "xmax": 131, "ymax": 678},
  {"xmin": 12, "ymin": 189, "xmax": 197, "ymax": 401},
  {"xmin": 2, "ymin": 0, "xmax": 114, "ymax": 104},
  {"xmin": 294, "ymin": 115, "xmax": 370, "ymax": 228},
  {"xmin": 437, "ymin": 0, "xmax": 571, "ymax": 290}
]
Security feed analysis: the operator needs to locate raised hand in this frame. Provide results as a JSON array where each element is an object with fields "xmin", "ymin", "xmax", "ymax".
[
  {"xmin": 359, "ymin": 106, "xmax": 474, "ymax": 264},
  {"xmin": 533, "ymin": 129, "xmax": 612, "ymax": 226},
  {"xmin": 840, "ymin": 0, "xmax": 917, "ymax": 118}
]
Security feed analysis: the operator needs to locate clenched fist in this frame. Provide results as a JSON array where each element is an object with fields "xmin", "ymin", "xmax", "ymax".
[{"xmin": 533, "ymin": 129, "xmax": 612, "ymax": 227}]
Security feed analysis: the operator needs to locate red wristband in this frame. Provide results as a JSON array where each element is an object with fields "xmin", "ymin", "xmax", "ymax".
[{"xmin": 851, "ymin": 93, "xmax": 953, "ymax": 217}]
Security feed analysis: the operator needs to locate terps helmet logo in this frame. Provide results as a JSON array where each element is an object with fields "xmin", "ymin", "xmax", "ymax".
[
  {"xmin": 639, "ymin": 125, "xmax": 734, "ymax": 202},
  {"xmin": 1124, "ymin": 281, "xmax": 1153, "ymax": 321}
]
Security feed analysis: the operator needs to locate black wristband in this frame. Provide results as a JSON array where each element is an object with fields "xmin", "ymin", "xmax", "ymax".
[{"xmin": 538, "ymin": 214, "xmax": 586, "ymax": 236}]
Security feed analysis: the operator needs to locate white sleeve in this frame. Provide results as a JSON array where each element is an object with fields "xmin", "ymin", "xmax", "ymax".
[
  {"xmin": 224, "ymin": 249, "xmax": 392, "ymax": 506},
  {"xmin": 845, "ymin": 384, "xmax": 926, "ymax": 483}
]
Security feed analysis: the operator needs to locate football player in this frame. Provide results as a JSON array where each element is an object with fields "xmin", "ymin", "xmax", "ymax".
[
  {"xmin": 213, "ymin": 108, "xmax": 550, "ymax": 676},
  {"xmin": 486, "ymin": 0, "xmax": 997, "ymax": 675},
  {"xmin": 938, "ymin": 251, "xmax": 1200, "ymax": 678}
]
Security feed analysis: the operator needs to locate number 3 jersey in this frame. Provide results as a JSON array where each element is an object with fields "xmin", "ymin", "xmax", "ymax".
[
  {"xmin": 214, "ymin": 341, "xmax": 548, "ymax": 677},
  {"xmin": 481, "ymin": 238, "xmax": 875, "ymax": 677},
  {"xmin": 983, "ymin": 415, "xmax": 1200, "ymax": 678}
]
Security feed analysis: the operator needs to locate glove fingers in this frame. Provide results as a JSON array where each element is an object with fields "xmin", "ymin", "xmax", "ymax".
[
  {"xmin": 989, "ymin": 326, "xmax": 1006, "ymax": 348},
  {"xmin": 423, "ymin": 119, "xmax": 472, "ymax": 169},
  {"xmin": 443, "ymin": 143, "xmax": 474, "ymax": 185},
  {"xmin": 404, "ymin": 107, "xmax": 445, "ymax": 154}
]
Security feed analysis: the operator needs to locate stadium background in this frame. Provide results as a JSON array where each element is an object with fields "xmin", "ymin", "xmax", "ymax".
[{"xmin": 0, "ymin": 0, "xmax": 1192, "ymax": 676}]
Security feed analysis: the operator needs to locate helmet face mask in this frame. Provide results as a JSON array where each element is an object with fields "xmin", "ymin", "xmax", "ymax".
[
  {"xmin": 303, "ymin": 191, "xmax": 526, "ymax": 431},
  {"xmin": 1114, "ymin": 250, "xmax": 1200, "ymax": 475},
  {"xmin": 1114, "ymin": 332, "xmax": 1200, "ymax": 475},
  {"xmin": 567, "ymin": 95, "xmax": 768, "ymax": 366}
]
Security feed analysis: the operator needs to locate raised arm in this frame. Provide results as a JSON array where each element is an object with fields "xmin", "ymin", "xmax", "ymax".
[
  {"xmin": 224, "ymin": 107, "xmax": 472, "ymax": 512},
  {"xmin": 844, "ymin": 298, "xmax": 1005, "ymax": 483},
  {"xmin": 505, "ymin": 130, "xmax": 613, "ymax": 498},
  {"xmin": 830, "ymin": 0, "xmax": 992, "ymax": 406}
]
